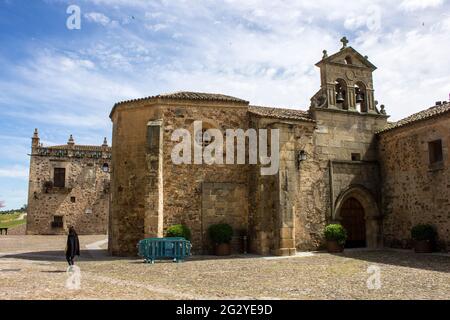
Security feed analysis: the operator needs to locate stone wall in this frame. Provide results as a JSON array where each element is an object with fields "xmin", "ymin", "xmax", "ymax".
[
  {"xmin": 108, "ymin": 101, "xmax": 162, "ymax": 255},
  {"xmin": 109, "ymin": 93, "xmax": 393, "ymax": 256},
  {"xmin": 378, "ymin": 114, "xmax": 450, "ymax": 250},
  {"xmin": 161, "ymin": 103, "xmax": 250, "ymax": 254},
  {"xmin": 202, "ymin": 183, "xmax": 248, "ymax": 254},
  {"xmin": 109, "ymin": 99, "xmax": 251, "ymax": 255},
  {"xmin": 309, "ymin": 108, "xmax": 388, "ymax": 248},
  {"xmin": 27, "ymin": 143, "xmax": 111, "ymax": 235}
]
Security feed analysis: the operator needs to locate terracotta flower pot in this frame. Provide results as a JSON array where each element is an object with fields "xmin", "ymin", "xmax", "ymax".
[
  {"xmin": 414, "ymin": 240, "xmax": 433, "ymax": 253},
  {"xmin": 326, "ymin": 240, "xmax": 344, "ymax": 253},
  {"xmin": 215, "ymin": 243, "xmax": 231, "ymax": 256}
]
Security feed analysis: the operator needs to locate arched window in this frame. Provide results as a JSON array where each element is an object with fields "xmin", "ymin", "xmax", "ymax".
[
  {"xmin": 344, "ymin": 56, "xmax": 353, "ymax": 65},
  {"xmin": 355, "ymin": 82, "xmax": 367, "ymax": 113},
  {"xmin": 102, "ymin": 163, "xmax": 109, "ymax": 173},
  {"xmin": 335, "ymin": 79, "xmax": 348, "ymax": 110}
]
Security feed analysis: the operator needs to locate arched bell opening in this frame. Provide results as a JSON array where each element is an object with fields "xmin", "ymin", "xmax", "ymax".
[
  {"xmin": 344, "ymin": 55, "xmax": 353, "ymax": 65},
  {"xmin": 335, "ymin": 79, "xmax": 348, "ymax": 110},
  {"xmin": 355, "ymin": 82, "xmax": 368, "ymax": 113}
]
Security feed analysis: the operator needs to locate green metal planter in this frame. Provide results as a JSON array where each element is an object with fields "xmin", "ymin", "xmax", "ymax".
[{"xmin": 137, "ymin": 237, "xmax": 191, "ymax": 264}]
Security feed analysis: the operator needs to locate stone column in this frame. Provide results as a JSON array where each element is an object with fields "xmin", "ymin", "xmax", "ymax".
[
  {"xmin": 366, "ymin": 89, "xmax": 376, "ymax": 113},
  {"xmin": 347, "ymin": 86, "xmax": 356, "ymax": 111},
  {"xmin": 27, "ymin": 129, "xmax": 40, "ymax": 235},
  {"xmin": 325, "ymin": 83, "xmax": 336, "ymax": 108},
  {"xmin": 274, "ymin": 124, "xmax": 297, "ymax": 256},
  {"xmin": 144, "ymin": 120, "xmax": 164, "ymax": 238}
]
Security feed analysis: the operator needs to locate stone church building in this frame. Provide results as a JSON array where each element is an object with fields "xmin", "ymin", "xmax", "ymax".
[
  {"xmin": 107, "ymin": 40, "xmax": 449, "ymax": 256},
  {"xmin": 26, "ymin": 39, "xmax": 448, "ymax": 255},
  {"xmin": 26, "ymin": 130, "xmax": 111, "ymax": 235}
]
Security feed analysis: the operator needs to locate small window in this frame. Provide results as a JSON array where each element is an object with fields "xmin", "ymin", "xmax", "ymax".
[
  {"xmin": 53, "ymin": 168, "xmax": 66, "ymax": 188},
  {"xmin": 351, "ymin": 153, "xmax": 361, "ymax": 161},
  {"xmin": 147, "ymin": 123, "xmax": 161, "ymax": 151},
  {"xmin": 102, "ymin": 163, "xmax": 109, "ymax": 173},
  {"xmin": 429, "ymin": 140, "xmax": 443, "ymax": 164},
  {"xmin": 70, "ymin": 197, "xmax": 76, "ymax": 203},
  {"xmin": 345, "ymin": 56, "xmax": 353, "ymax": 65},
  {"xmin": 51, "ymin": 216, "xmax": 63, "ymax": 228}
]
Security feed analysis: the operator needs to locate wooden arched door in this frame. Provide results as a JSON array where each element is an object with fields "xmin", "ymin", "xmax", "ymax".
[{"xmin": 340, "ymin": 197, "xmax": 366, "ymax": 248}]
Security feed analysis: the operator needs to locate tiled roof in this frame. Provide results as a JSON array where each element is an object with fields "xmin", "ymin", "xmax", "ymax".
[
  {"xmin": 249, "ymin": 105, "xmax": 314, "ymax": 122},
  {"xmin": 377, "ymin": 102, "xmax": 450, "ymax": 134},
  {"xmin": 114, "ymin": 91, "xmax": 249, "ymax": 107}
]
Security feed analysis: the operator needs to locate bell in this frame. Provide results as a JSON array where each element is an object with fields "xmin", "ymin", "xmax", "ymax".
[
  {"xmin": 336, "ymin": 92, "xmax": 345, "ymax": 103},
  {"xmin": 356, "ymin": 92, "xmax": 364, "ymax": 103}
]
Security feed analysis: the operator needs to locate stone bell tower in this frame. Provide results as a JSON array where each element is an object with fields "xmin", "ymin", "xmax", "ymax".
[{"xmin": 311, "ymin": 37, "xmax": 382, "ymax": 115}]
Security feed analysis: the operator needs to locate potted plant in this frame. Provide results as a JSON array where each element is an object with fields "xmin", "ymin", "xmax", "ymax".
[
  {"xmin": 166, "ymin": 224, "xmax": 192, "ymax": 241},
  {"xmin": 324, "ymin": 224, "xmax": 347, "ymax": 253},
  {"xmin": 411, "ymin": 224, "xmax": 437, "ymax": 253},
  {"xmin": 208, "ymin": 223, "xmax": 233, "ymax": 256}
]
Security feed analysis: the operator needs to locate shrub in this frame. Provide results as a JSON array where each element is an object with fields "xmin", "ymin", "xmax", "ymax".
[
  {"xmin": 411, "ymin": 224, "xmax": 437, "ymax": 241},
  {"xmin": 208, "ymin": 223, "xmax": 233, "ymax": 245},
  {"xmin": 166, "ymin": 224, "xmax": 191, "ymax": 241},
  {"xmin": 324, "ymin": 224, "xmax": 347, "ymax": 246}
]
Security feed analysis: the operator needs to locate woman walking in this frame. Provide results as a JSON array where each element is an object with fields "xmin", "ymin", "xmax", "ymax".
[{"xmin": 65, "ymin": 226, "xmax": 80, "ymax": 266}]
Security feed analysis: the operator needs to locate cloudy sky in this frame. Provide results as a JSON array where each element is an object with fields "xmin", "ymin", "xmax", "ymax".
[{"xmin": 0, "ymin": 0, "xmax": 450, "ymax": 209}]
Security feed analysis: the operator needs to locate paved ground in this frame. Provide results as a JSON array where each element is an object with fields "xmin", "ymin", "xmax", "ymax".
[{"xmin": 0, "ymin": 235, "xmax": 449, "ymax": 300}]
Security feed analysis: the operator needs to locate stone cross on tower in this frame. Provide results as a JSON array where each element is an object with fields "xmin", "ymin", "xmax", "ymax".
[{"xmin": 340, "ymin": 36, "xmax": 349, "ymax": 50}]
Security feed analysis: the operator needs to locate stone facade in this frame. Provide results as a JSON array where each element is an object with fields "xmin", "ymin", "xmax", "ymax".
[
  {"xmin": 107, "ymin": 39, "xmax": 449, "ymax": 256},
  {"xmin": 26, "ymin": 130, "xmax": 111, "ymax": 235},
  {"xmin": 378, "ymin": 107, "xmax": 450, "ymax": 250},
  {"xmin": 108, "ymin": 41, "xmax": 398, "ymax": 256}
]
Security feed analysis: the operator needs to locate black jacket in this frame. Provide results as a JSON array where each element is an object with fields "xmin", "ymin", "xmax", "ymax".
[{"xmin": 66, "ymin": 234, "xmax": 80, "ymax": 257}]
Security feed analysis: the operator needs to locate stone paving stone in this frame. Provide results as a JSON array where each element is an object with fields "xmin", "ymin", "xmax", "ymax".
[{"xmin": 0, "ymin": 236, "xmax": 449, "ymax": 300}]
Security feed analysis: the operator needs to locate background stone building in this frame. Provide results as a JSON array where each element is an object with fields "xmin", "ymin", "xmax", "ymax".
[
  {"xmin": 378, "ymin": 103, "xmax": 450, "ymax": 250},
  {"xmin": 26, "ymin": 130, "xmax": 111, "ymax": 235},
  {"xmin": 109, "ymin": 40, "xmax": 399, "ymax": 256}
]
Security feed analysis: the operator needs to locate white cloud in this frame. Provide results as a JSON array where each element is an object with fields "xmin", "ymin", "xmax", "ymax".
[
  {"xmin": 0, "ymin": 165, "xmax": 28, "ymax": 179},
  {"xmin": 3, "ymin": 0, "xmax": 450, "ymax": 123},
  {"xmin": 145, "ymin": 23, "xmax": 167, "ymax": 32},
  {"xmin": 84, "ymin": 12, "xmax": 111, "ymax": 26},
  {"xmin": 399, "ymin": 0, "xmax": 445, "ymax": 11}
]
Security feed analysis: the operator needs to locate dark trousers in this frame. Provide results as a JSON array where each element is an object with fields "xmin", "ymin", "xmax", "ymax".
[{"xmin": 66, "ymin": 255, "xmax": 74, "ymax": 266}]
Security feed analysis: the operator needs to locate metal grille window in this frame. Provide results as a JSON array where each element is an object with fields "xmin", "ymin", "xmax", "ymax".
[
  {"xmin": 51, "ymin": 216, "xmax": 63, "ymax": 228},
  {"xmin": 53, "ymin": 168, "xmax": 66, "ymax": 188}
]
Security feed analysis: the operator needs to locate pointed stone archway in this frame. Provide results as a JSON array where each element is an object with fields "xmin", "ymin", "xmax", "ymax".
[{"xmin": 333, "ymin": 186, "xmax": 382, "ymax": 249}]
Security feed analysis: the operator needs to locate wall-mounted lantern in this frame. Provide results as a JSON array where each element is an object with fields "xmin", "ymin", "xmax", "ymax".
[
  {"xmin": 102, "ymin": 163, "xmax": 110, "ymax": 173},
  {"xmin": 297, "ymin": 150, "xmax": 307, "ymax": 169}
]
